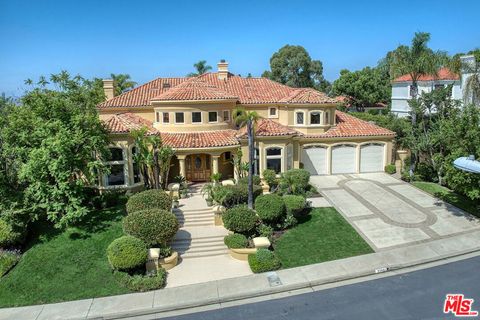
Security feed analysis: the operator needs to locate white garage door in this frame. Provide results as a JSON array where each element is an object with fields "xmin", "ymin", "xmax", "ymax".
[
  {"xmin": 360, "ymin": 143, "xmax": 384, "ymax": 173},
  {"xmin": 302, "ymin": 146, "xmax": 327, "ymax": 175},
  {"xmin": 332, "ymin": 145, "xmax": 356, "ymax": 174}
]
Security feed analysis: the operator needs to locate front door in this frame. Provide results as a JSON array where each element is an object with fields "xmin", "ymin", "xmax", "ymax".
[{"xmin": 186, "ymin": 154, "xmax": 211, "ymax": 182}]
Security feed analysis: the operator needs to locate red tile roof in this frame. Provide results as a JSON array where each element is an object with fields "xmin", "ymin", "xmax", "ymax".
[
  {"xmin": 237, "ymin": 118, "xmax": 300, "ymax": 138},
  {"xmin": 160, "ymin": 130, "xmax": 239, "ymax": 148},
  {"xmin": 305, "ymin": 111, "xmax": 395, "ymax": 138},
  {"xmin": 152, "ymin": 78, "xmax": 238, "ymax": 101},
  {"xmin": 97, "ymin": 73, "xmax": 339, "ymax": 108},
  {"xmin": 393, "ymin": 67, "xmax": 459, "ymax": 83},
  {"xmin": 104, "ymin": 112, "xmax": 158, "ymax": 135}
]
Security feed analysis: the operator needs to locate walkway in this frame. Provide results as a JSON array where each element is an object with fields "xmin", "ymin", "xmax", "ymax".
[{"xmin": 310, "ymin": 173, "xmax": 480, "ymax": 251}]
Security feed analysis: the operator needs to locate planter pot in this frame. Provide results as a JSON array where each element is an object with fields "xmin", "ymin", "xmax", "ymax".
[
  {"xmin": 229, "ymin": 247, "xmax": 257, "ymax": 261},
  {"xmin": 214, "ymin": 213, "xmax": 223, "ymax": 226},
  {"xmin": 396, "ymin": 150, "xmax": 409, "ymax": 161},
  {"xmin": 206, "ymin": 199, "xmax": 213, "ymax": 207},
  {"xmin": 159, "ymin": 251, "xmax": 178, "ymax": 271}
]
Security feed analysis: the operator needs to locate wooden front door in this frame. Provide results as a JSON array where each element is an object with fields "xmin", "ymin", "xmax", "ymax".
[{"xmin": 186, "ymin": 154, "xmax": 211, "ymax": 182}]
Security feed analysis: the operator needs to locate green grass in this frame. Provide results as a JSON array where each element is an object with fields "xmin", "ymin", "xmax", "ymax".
[
  {"xmin": 412, "ymin": 182, "xmax": 479, "ymax": 218},
  {"xmin": 275, "ymin": 208, "xmax": 373, "ymax": 269},
  {"xmin": 0, "ymin": 206, "xmax": 130, "ymax": 307}
]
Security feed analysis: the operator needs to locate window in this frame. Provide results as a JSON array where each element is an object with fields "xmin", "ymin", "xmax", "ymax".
[
  {"xmin": 434, "ymin": 84, "xmax": 445, "ymax": 90},
  {"xmin": 105, "ymin": 147, "xmax": 126, "ymax": 187},
  {"xmin": 296, "ymin": 112, "xmax": 304, "ymax": 125},
  {"xmin": 163, "ymin": 112, "xmax": 170, "ymax": 123},
  {"xmin": 409, "ymin": 85, "xmax": 417, "ymax": 97},
  {"xmin": 287, "ymin": 144, "xmax": 293, "ymax": 170},
  {"xmin": 208, "ymin": 111, "xmax": 218, "ymax": 123},
  {"xmin": 192, "ymin": 112, "xmax": 202, "ymax": 123},
  {"xmin": 269, "ymin": 107, "xmax": 278, "ymax": 118},
  {"xmin": 310, "ymin": 112, "xmax": 321, "ymax": 125},
  {"xmin": 265, "ymin": 147, "xmax": 282, "ymax": 174},
  {"xmin": 132, "ymin": 147, "xmax": 141, "ymax": 184},
  {"xmin": 175, "ymin": 112, "xmax": 184, "ymax": 123},
  {"xmin": 155, "ymin": 111, "xmax": 160, "ymax": 123},
  {"xmin": 223, "ymin": 151, "xmax": 232, "ymax": 161},
  {"xmin": 108, "ymin": 147, "xmax": 124, "ymax": 161},
  {"xmin": 223, "ymin": 110, "xmax": 230, "ymax": 122}
]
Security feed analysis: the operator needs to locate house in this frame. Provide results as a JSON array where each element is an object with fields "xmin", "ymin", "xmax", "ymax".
[
  {"xmin": 97, "ymin": 61, "xmax": 395, "ymax": 189},
  {"xmin": 391, "ymin": 55, "xmax": 477, "ymax": 117}
]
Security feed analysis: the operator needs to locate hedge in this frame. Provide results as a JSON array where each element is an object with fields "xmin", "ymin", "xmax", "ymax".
[
  {"xmin": 248, "ymin": 249, "xmax": 281, "ymax": 273},
  {"xmin": 283, "ymin": 195, "xmax": 307, "ymax": 216},
  {"xmin": 113, "ymin": 268, "xmax": 166, "ymax": 291},
  {"xmin": 123, "ymin": 209, "xmax": 179, "ymax": 246},
  {"xmin": 106, "ymin": 236, "xmax": 147, "ymax": 271},
  {"xmin": 254, "ymin": 194, "xmax": 286, "ymax": 223},
  {"xmin": 213, "ymin": 184, "xmax": 263, "ymax": 208},
  {"xmin": 0, "ymin": 219, "xmax": 24, "ymax": 248},
  {"xmin": 126, "ymin": 189, "xmax": 172, "ymax": 214},
  {"xmin": 222, "ymin": 205, "xmax": 258, "ymax": 234},
  {"xmin": 224, "ymin": 234, "xmax": 248, "ymax": 249},
  {"xmin": 385, "ymin": 164, "xmax": 396, "ymax": 174},
  {"xmin": 237, "ymin": 175, "xmax": 262, "ymax": 186}
]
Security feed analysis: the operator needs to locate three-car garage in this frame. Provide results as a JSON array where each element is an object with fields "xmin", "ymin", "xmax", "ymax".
[{"xmin": 301, "ymin": 143, "xmax": 386, "ymax": 175}]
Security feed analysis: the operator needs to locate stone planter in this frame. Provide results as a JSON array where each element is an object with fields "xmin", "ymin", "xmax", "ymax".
[
  {"xmin": 212, "ymin": 205, "xmax": 225, "ymax": 226},
  {"xmin": 229, "ymin": 247, "xmax": 257, "ymax": 261},
  {"xmin": 146, "ymin": 249, "xmax": 178, "ymax": 272},
  {"xmin": 159, "ymin": 251, "xmax": 178, "ymax": 271}
]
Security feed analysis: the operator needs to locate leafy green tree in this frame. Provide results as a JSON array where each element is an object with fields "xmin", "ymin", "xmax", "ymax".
[
  {"xmin": 187, "ymin": 60, "xmax": 212, "ymax": 77},
  {"xmin": 233, "ymin": 108, "xmax": 260, "ymax": 209},
  {"xmin": 332, "ymin": 67, "xmax": 390, "ymax": 110},
  {"xmin": 0, "ymin": 71, "xmax": 110, "ymax": 227},
  {"xmin": 390, "ymin": 32, "xmax": 449, "ymax": 176},
  {"xmin": 262, "ymin": 45, "xmax": 330, "ymax": 92}
]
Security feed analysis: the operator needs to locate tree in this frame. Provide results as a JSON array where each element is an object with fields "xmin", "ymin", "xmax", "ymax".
[
  {"xmin": 332, "ymin": 67, "xmax": 390, "ymax": 110},
  {"xmin": 262, "ymin": 45, "xmax": 330, "ymax": 92},
  {"xmin": 187, "ymin": 60, "xmax": 212, "ymax": 77},
  {"xmin": 233, "ymin": 108, "xmax": 260, "ymax": 209},
  {"xmin": 110, "ymin": 74, "xmax": 136, "ymax": 96},
  {"xmin": 0, "ymin": 71, "xmax": 110, "ymax": 227},
  {"xmin": 390, "ymin": 32, "xmax": 449, "ymax": 176}
]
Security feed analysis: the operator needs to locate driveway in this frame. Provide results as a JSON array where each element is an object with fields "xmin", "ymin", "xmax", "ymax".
[{"xmin": 310, "ymin": 173, "xmax": 480, "ymax": 251}]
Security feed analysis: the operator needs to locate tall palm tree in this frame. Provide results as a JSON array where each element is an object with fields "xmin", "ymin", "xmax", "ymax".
[
  {"xmin": 390, "ymin": 32, "xmax": 448, "ymax": 176},
  {"xmin": 187, "ymin": 60, "xmax": 212, "ymax": 77},
  {"xmin": 233, "ymin": 107, "xmax": 260, "ymax": 209},
  {"xmin": 111, "ymin": 74, "xmax": 137, "ymax": 96}
]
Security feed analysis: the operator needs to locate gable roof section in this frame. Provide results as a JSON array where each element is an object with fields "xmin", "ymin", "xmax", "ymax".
[
  {"xmin": 279, "ymin": 88, "xmax": 338, "ymax": 104},
  {"xmin": 237, "ymin": 118, "xmax": 300, "ymax": 138},
  {"xmin": 104, "ymin": 112, "xmax": 158, "ymax": 135},
  {"xmin": 152, "ymin": 78, "xmax": 238, "ymax": 101},
  {"xmin": 393, "ymin": 67, "xmax": 459, "ymax": 83}
]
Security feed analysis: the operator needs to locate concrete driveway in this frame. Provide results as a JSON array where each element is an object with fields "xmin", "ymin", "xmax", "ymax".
[{"xmin": 310, "ymin": 173, "xmax": 480, "ymax": 251}]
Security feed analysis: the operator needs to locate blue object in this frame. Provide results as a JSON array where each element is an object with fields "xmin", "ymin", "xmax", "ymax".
[{"xmin": 453, "ymin": 155, "xmax": 480, "ymax": 174}]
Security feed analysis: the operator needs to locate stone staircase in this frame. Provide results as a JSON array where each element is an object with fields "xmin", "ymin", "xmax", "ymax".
[{"xmin": 170, "ymin": 185, "xmax": 229, "ymax": 259}]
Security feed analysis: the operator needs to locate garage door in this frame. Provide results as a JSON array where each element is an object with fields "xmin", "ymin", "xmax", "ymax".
[
  {"xmin": 332, "ymin": 144, "xmax": 356, "ymax": 174},
  {"xmin": 302, "ymin": 146, "xmax": 327, "ymax": 175},
  {"xmin": 360, "ymin": 143, "xmax": 384, "ymax": 173}
]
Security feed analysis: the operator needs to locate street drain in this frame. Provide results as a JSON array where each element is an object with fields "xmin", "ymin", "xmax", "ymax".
[{"xmin": 266, "ymin": 272, "xmax": 282, "ymax": 287}]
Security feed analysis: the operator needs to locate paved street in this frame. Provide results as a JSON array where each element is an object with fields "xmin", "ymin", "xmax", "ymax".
[
  {"xmin": 310, "ymin": 173, "xmax": 480, "ymax": 251},
  {"xmin": 157, "ymin": 255, "xmax": 480, "ymax": 320}
]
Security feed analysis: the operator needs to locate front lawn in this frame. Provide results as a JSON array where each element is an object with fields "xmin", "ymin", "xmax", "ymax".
[
  {"xmin": 412, "ymin": 181, "xmax": 479, "ymax": 218},
  {"xmin": 274, "ymin": 208, "xmax": 373, "ymax": 269},
  {"xmin": 0, "ymin": 206, "xmax": 130, "ymax": 307}
]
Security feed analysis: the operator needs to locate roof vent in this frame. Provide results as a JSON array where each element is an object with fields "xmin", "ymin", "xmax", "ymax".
[{"xmin": 162, "ymin": 83, "xmax": 171, "ymax": 89}]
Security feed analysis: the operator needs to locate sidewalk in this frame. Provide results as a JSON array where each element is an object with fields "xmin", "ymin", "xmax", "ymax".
[{"xmin": 2, "ymin": 230, "xmax": 480, "ymax": 320}]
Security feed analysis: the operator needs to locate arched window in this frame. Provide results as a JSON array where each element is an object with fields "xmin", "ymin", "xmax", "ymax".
[
  {"xmin": 266, "ymin": 147, "xmax": 283, "ymax": 174},
  {"xmin": 310, "ymin": 111, "xmax": 322, "ymax": 125},
  {"xmin": 104, "ymin": 147, "xmax": 126, "ymax": 186}
]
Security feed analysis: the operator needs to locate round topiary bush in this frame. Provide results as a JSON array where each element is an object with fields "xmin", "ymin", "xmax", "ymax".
[
  {"xmin": 248, "ymin": 248, "xmax": 281, "ymax": 273},
  {"xmin": 126, "ymin": 189, "xmax": 172, "ymax": 214},
  {"xmin": 254, "ymin": 194, "xmax": 286, "ymax": 223},
  {"xmin": 107, "ymin": 236, "xmax": 147, "ymax": 271},
  {"xmin": 224, "ymin": 233, "xmax": 248, "ymax": 249},
  {"xmin": 283, "ymin": 195, "xmax": 307, "ymax": 215},
  {"xmin": 222, "ymin": 205, "xmax": 258, "ymax": 234},
  {"xmin": 0, "ymin": 219, "xmax": 24, "ymax": 247},
  {"xmin": 123, "ymin": 209, "xmax": 179, "ymax": 246}
]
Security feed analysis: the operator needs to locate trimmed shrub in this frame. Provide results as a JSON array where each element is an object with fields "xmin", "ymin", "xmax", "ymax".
[
  {"xmin": 282, "ymin": 213, "xmax": 298, "ymax": 229},
  {"xmin": 123, "ymin": 209, "xmax": 179, "ymax": 246},
  {"xmin": 255, "ymin": 194, "xmax": 286, "ymax": 223},
  {"xmin": 107, "ymin": 236, "xmax": 147, "ymax": 271},
  {"xmin": 280, "ymin": 169, "xmax": 311, "ymax": 195},
  {"xmin": 0, "ymin": 250, "xmax": 21, "ymax": 277},
  {"xmin": 385, "ymin": 164, "xmax": 396, "ymax": 174},
  {"xmin": 262, "ymin": 169, "xmax": 278, "ymax": 190},
  {"xmin": 213, "ymin": 184, "xmax": 263, "ymax": 208},
  {"xmin": 283, "ymin": 195, "xmax": 307, "ymax": 216},
  {"xmin": 0, "ymin": 219, "xmax": 24, "ymax": 248},
  {"xmin": 248, "ymin": 249, "xmax": 281, "ymax": 273},
  {"xmin": 237, "ymin": 175, "xmax": 262, "ymax": 186},
  {"xmin": 126, "ymin": 189, "xmax": 172, "ymax": 214},
  {"xmin": 224, "ymin": 233, "xmax": 248, "ymax": 249},
  {"xmin": 223, "ymin": 205, "xmax": 258, "ymax": 234},
  {"xmin": 257, "ymin": 224, "xmax": 274, "ymax": 241},
  {"xmin": 113, "ymin": 268, "xmax": 166, "ymax": 291}
]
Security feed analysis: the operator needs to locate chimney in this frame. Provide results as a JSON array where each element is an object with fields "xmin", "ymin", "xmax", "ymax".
[
  {"xmin": 217, "ymin": 60, "xmax": 229, "ymax": 80},
  {"xmin": 102, "ymin": 79, "xmax": 115, "ymax": 100}
]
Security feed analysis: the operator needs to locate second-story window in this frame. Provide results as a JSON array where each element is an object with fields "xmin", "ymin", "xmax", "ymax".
[
  {"xmin": 163, "ymin": 112, "xmax": 170, "ymax": 124},
  {"xmin": 223, "ymin": 110, "xmax": 230, "ymax": 122},
  {"xmin": 192, "ymin": 112, "xmax": 202, "ymax": 123},
  {"xmin": 296, "ymin": 112, "xmax": 304, "ymax": 125},
  {"xmin": 208, "ymin": 111, "xmax": 218, "ymax": 123},
  {"xmin": 409, "ymin": 85, "xmax": 417, "ymax": 97},
  {"xmin": 175, "ymin": 112, "xmax": 184, "ymax": 124},
  {"xmin": 269, "ymin": 107, "xmax": 278, "ymax": 118},
  {"xmin": 310, "ymin": 111, "xmax": 321, "ymax": 125},
  {"xmin": 155, "ymin": 111, "xmax": 160, "ymax": 123}
]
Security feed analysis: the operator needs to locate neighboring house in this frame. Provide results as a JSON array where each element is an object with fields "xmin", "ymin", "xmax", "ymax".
[
  {"xmin": 391, "ymin": 55, "xmax": 477, "ymax": 117},
  {"xmin": 97, "ymin": 61, "xmax": 395, "ymax": 190}
]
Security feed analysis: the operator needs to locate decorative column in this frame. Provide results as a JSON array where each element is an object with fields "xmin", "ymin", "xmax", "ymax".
[
  {"xmin": 212, "ymin": 155, "xmax": 219, "ymax": 175},
  {"xmin": 355, "ymin": 145, "xmax": 361, "ymax": 173},
  {"xmin": 177, "ymin": 155, "xmax": 186, "ymax": 178},
  {"xmin": 233, "ymin": 154, "xmax": 239, "ymax": 181}
]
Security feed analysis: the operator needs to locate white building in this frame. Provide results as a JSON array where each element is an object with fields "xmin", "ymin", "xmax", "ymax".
[{"xmin": 391, "ymin": 55, "xmax": 476, "ymax": 117}]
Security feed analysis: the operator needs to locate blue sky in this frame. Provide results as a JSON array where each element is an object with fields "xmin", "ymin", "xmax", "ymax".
[{"xmin": 1, "ymin": 0, "xmax": 479, "ymax": 96}]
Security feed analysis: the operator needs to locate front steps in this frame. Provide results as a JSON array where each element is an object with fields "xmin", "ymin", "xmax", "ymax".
[
  {"xmin": 171, "ymin": 234, "xmax": 228, "ymax": 259},
  {"xmin": 173, "ymin": 207, "xmax": 214, "ymax": 227}
]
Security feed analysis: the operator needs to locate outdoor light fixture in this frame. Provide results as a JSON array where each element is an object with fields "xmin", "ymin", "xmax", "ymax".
[{"xmin": 453, "ymin": 155, "xmax": 480, "ymax": 174}]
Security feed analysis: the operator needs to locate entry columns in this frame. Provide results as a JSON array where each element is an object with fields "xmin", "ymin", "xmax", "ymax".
[
  {"xmin": 212, "ymin": 155, "xmax": 220, "ymax": 175},
  {"xmin": 178, "ymin": 155, "xmax": 186, "ymax": 178}
]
